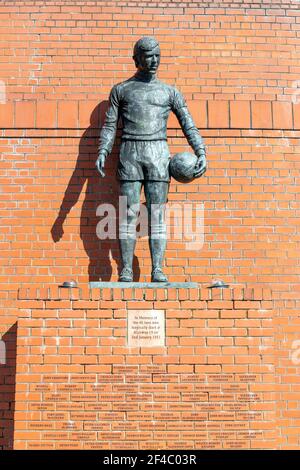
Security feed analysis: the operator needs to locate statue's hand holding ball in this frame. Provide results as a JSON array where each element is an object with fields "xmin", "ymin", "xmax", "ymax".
[
  {"xmin": 169, "ymin": 147, "xmax": 207, "ymax": 183},
  {"xmin": 194, "ymin": 145, "xmax": 207, "ymax": 178}
]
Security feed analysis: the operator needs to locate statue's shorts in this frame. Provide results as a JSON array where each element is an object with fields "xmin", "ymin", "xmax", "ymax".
[{"xmin": 117, "ymin": 140, "xmax": 171, "ymax": 182}]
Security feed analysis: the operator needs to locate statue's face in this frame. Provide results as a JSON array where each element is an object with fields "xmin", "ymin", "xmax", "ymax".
[{"xmin": 137, "ymin": 46, "xmax": 160, "ymax": 74}]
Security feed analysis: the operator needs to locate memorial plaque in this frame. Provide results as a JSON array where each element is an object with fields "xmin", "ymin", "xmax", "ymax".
[
  {"xmin": 127, "ymin": 310, "xmax": 165, "ymax": 347},
  {"xmin": 168, "ymin": 403, "xmax": 193, "ymax": 411},
  {"xmin": 127, "ymin": 374, "xmax": 152, "ymax": 383},
  {"xmin": 28, "ymin": 443, "xmax": 55, "ymax": 450}
]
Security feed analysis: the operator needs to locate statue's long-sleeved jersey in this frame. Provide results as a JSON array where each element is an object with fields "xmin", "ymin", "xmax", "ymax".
[{"xmin": 98, "ymin": 72, "xmax": 204, "ymax": 158}]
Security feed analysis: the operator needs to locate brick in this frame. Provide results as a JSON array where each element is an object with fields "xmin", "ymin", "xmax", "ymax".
[
  {"xmin": 230, "ymin": 101, "xmax": 251, "ymax": 128},
  {"xmin": 293, "ymin": 103, "xmax": 300, "ymax": 129},
  {"xmin": 36, "ymin": 101, "xmax": 57, "ymax": 128},
  {"xmin": 208, "ymin": 101, "xmax": 229, "ymax": 128},
  {"xmin": 0, "ymin": 102, "xmax": 14, "ymax": 127},
  {"xmin": 58, "ymin": 101, "xmax": 78, "ymax": 128},
  {"xmin": 251, "ymin": 102, "xmax": 272, "ymax": 129},
  {"xmin": 15, "ymin": 101, "xmax": 35, "ymax": 127},
  {"xmin": 78, "ymin": 100, "xmax": 100, "ymax": 128},
  {"xmin": 186, "ymin": 101, "xmax": 207, "ymax": 128},
  {"xmin": 272, "ymin": 102, "xmax": 293, "ymax": 129}
]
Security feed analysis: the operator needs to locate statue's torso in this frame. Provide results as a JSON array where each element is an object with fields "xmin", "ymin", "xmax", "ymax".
[{"xmin": 115, "ymin": 76, "xmax": 176, "ymax": 140}]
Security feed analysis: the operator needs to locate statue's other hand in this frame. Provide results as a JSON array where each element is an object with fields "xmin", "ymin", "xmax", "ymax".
[
  {"xmin": 96, "ymin": 153, "xmax": 106, "ymax": 177},
  {"xmin": 193, "ymin": 154, "xmax": 207, "ymax": 178}
]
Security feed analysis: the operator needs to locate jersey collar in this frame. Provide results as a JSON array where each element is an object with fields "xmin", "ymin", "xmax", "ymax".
[{"xmin": 134, "ymin": 70, "xmax": 158, "ymax": 83}]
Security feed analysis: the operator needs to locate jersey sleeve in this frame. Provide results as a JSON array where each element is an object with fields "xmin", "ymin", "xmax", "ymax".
[
  {"xmin": 171, "ymin": 87, "xmax": 187, "ymax": 112},
  {"xmin": 98, "ymin": 85, "xmax": 120, "ymax": 157},
  {"xmin": 171, "ymin": 86, "xmax": 205, "ymax": 155}
]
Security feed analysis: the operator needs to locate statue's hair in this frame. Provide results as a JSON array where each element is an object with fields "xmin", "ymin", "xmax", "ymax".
[{"xmin": 133, "ymin": 37, "xmax": 159, "ymax": 65}]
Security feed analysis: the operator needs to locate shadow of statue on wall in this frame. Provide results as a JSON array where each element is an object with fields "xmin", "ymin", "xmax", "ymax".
[
  {"xmin": 50, "ymin": 103, "xmax": 140, "ymax": 282},
  {"xmin": 0, "ymin": 323, "xmax": 17, "ymax": 450}
]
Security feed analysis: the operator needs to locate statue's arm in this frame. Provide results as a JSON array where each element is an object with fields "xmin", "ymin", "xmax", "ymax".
[
  {"xmin": 172, "ymin": 89, "xmax": 206, "ymax": 177},
  {"xmin": 96, "ymin": 86, "xmax": 120, "ymax": 177}
]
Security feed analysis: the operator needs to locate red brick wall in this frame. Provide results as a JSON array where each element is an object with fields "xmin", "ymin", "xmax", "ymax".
[
  {"xmin": 14, "ymin": 286, "xmax": 275, "ymax": 450},
  {"xmin": 0, "ymin": 0, "xmax": 299, "ymax": 449}
]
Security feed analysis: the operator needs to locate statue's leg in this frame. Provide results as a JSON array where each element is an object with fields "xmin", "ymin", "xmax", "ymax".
[
  {"xmin": 119, "ymin": 180, "xmax": 142, "ymax": 282},
  {"xmin": 144, "ymin": 180, "xmax": 169, "ymax": 282}
]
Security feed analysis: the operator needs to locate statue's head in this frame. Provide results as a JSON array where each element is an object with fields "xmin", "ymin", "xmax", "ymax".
[{"xmin": 133, "ymin": 36, "xmax": 160, "ymax": 75}]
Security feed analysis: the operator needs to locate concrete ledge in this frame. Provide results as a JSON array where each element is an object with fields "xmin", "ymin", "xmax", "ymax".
[
  {"xmin": 17, "ymin": 285, "xmax": 273, "ymax": 302},
  {"xmin": 89, "ymin": 282, "xmax": 199, "ymax": 289}
]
